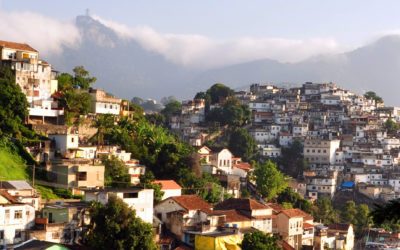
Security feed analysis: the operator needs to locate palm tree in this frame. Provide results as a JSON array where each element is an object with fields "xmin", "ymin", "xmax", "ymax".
[{"xmin": 92, "ymin": 114, "xmax": 115, "ymax": 146}]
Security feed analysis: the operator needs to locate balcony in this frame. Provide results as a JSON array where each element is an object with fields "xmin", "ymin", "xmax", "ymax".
[{"xmin": 29, "ymin": 107, "xmax": 64, "ymax": 117}]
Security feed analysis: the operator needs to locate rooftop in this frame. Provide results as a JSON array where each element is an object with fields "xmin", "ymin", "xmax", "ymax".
[
  {"xmin": 0, "ymin": 40, "xmax": 38, "ymax": 52},
  {"xmin": 170, "ymin": 195, "xmax": 212, "ymax": 212},
  {"xmin": 279, "ymin": 208, "xmax": 313, "ymax": 220},
  {"xmin": 153, "ymin": 180, "xmax": 182, "ymax": 190},
  {"xmin": 214, "ymin": 198, "xmax": 269, "ymax": 211}
]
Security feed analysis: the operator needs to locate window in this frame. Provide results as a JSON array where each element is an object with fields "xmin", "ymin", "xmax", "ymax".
[
  {"xmin": 123, "ymin": 192, "xmax": 138, "ymax": 198},
  {"xmin": 77, "ymin": 172, "xmax": 87, "ymax": 181},
  {"xmin": 15, "ymin": 230, "xmax": 22, "ymax": 238},
  {"xmin": 71, "ymin": 137, "xmax": 75, "ymax": 143},
  {"xmin": 0, "ymin": 231, "xmax": 3, "ymax": 240},
  {"xmin": 52, "ymin": 232, "xmax": 60, "ymax": 239},
  {"xmin": 14, "ymin": 210, "xmax": 22, "ymax": 219}
]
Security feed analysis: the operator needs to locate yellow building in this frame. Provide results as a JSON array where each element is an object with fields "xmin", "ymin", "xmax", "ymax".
[{"xmin": 195, "ymin": 233, "xmax": 241, "ymax": 250}]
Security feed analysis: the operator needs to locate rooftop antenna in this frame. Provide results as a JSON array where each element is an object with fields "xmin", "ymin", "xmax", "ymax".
[{"xmin": 86, "ymin": 8, "xmax": 90, "ymax": 17}]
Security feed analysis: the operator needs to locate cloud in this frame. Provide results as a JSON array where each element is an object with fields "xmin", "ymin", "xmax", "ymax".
[
  {"xmin": 92, "ymin": 15, "xmax": 343, "ymax": 69},
  {"xmin": 0, "ymin": 10, "xmax": 343, "ymax": 69},
  {"xmin": 0, "ymin": 10, "xmax": 80, "ymax": 56}
]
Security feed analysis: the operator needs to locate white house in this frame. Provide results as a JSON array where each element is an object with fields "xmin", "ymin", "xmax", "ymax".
[
  {"xmin": 279, "ymin": 132, "xmax": 293, "ymax": 147},
  {"xmin": 0, "ymin": 181, "xmax": 40, "ymax": 211},
  {"xmin": 125, "ymin": 159, "xmax": 146, "ymax": 185},
  {"xmin": 210, "ymin": 148, "xmax": 233, "ymax": 174},
  {"xmin": 48, "ymin": 132, "xmax": 79, "ymax": 157},
  {"xmin": 0, "ymin": 191, "xmax": 35, "ymax": 245},
  {"xmin": 152, "ymin": 180, "xmax": 182, "ymax": 200},
  {"xmin": 260, "ymin": 144, "xmax": 281, "ymax": 158},
  {"xmin": 84, "ymin": 187, "xmax": 154, "ymax": 223},
  {"xmin": 89, "ymin": 89, "xmax": 121, "ymax": 115},
  {"xmin": 154, "ymin": 195, "xmax": 213, "ymax": 242},
  {"xmin": 306, "ymin": 171, "xmax": 338, "ymax": 198}
]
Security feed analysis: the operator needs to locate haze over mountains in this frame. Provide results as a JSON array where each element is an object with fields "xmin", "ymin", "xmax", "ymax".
[{"xmin": 47, "ymin": 15, "xmax": 400, "ymax": 105}]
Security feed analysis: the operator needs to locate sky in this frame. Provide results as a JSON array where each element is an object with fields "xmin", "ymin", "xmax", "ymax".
[{"xmin": 1, "ymin": 1, "xmax": 400, "ymax": 68}]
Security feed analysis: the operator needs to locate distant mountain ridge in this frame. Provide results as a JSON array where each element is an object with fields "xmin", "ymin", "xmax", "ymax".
[{"xmin": 47, "ymin": 15, "xmax": 400, "ymax": 105}]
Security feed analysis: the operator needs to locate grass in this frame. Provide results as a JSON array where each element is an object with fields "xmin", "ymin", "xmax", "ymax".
[
  {"xmin": 34, "ymin": 185, "xmax": 60, "ymax": 200},
  {"xmin": 0, "ymin": 147, "xmax": 29, "ymax": 180}
]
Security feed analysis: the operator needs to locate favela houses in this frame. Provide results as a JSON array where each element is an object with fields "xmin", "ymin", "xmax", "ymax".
[{"xmin": 0, "ymin": 1, "xmax": 400, "ymax": 250}]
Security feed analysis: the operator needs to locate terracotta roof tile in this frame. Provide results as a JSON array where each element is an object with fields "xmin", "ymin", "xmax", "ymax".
[
  {"xmin": 0, "ymin": 190, "xmax": 18, "ymax": 204},
  {"xmin": 214, "ymin": 198, "xmax": 269, "ymax": 211},
  {"xmin": 153, "ymin": 180, "xmax": 182, "ymax": 190},
  {"xmin": 233, "ymin": 162, "xmax": 252, "ymax": 171},
  {"xmin": 211, "ymin": 209, "xmax": 251, "ymax": 222},
  {"xmin": 0, "ymin": 40, "xmax": 38, "ymax": 52},
  {"xmin": 303, "ymin": 222, "xmax": 314, "ymax": 229},
  {"xmin": 280, "ymin": 208, "xmax": 313, "ymax": 219},
  {"xmin": 171, "ymin": 195, "xmax": 212, "ymax": 211},
  {"xmin": 267, "ymin": 203, "xmax": 284, "ymax": 213}
]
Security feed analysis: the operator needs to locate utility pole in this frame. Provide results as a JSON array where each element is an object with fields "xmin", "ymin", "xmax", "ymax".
[{"xmin": 32, "ymin": 165, "xmax": 35, "ymax": 187}]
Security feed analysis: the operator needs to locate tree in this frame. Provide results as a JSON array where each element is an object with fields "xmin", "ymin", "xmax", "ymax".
[
  {"xmin": 102, "ymin": 156, "xmax": 131, "ymax": 187},
  {"xmin": 0, "ymin": 66, "xmax": 29, "ymax": 139},
  {"xmin": 277, "ymin": 187, "xmax": 312, "ymax": 213},
  {"xmin": 60, "ymin": 90, "xmax": 92, "ymax": 124},
  {"xmin": 355, "ymin": 204, "xmax": 371, "ymax": 235},
  {"xmin": 222, "ymin": 98, "xmax": 250, "ymax": 126},
  {"xmin": 252, "ymin": 160, "xmax": 287, "ymax": 200},
  {"xmin": 160, "ymin": 96, "xmax": 177, "ymax": 105},
  {"xmin": 92, "ymin": 114, "xmax": 116, "ymax": 145},
  {"xmin": 178, "ymin": 169, "xmax": 223, "ymax": 203},
  {"xmin": 84, "ymin": 195, "xmax": 156, "ymax": 250},
  {"xmin": 57, "ymin": 66, "xmax": 96, "ymax": 90},
  {"xmin": 73, "ymin": 65, "xmax": 96, "ymax": 89},
  {"xmin": 364, "ymin": 91, "xmax": 383, "ymax": 104},
  {"xmin": 161, "ymin": 100, "xmax": 181, "ymax": 124},
  {"xmin": 241, "ymin": 231, "xmax": 280, "ymax": 250},
  {"xmin": 206, "ymin": 83, "xmax": 234, "ymax": 104},
  {"xmin": 384, "ymin": 119, "xmax": 399, "ymax": 134},
  {"xmin": 371, "ymin": 199, "xmax": 400, "ymax": 229},
  {"xmin": 228, "ymin": 128, "xmax": 257, "ymax": 161},
  {"xmin": 206, "ymin": 97, "xmax": 250, "ymax": 127},
  {"xmin": 279, "ymin": 140, "xmax": 306, "ymax": 178},
  {"xmin": 57, "ymin": 72, "xmax": 74, "ymax": 91},
  {"xmin": 146, "ymin": 113, "xmax": 166, "ymax": 127},
  {"xmin": 341, "ymin": 201, "xmax": 357, "ymax": 224},
  {"xmin": 312, "ymin": 197, "xmax": 339, "ymax": 224}
]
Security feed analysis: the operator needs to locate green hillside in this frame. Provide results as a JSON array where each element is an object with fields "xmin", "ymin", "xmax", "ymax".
[{"xmin": 0, "ymin": 146, "xmax": 29, "ymax": 180}]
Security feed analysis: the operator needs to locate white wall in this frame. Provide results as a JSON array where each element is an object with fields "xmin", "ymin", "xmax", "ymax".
[{"xmin": 0, "ymin": 204, "xmax": 35, "ymax": 244}]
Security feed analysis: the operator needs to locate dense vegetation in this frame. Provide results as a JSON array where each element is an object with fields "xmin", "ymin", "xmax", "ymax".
[
  {"xmin": 84, "ymin": 195, "xmax": 157, "ymax": 250},
  {"xmin": 364, "ymin": 91, "xmax": 383, "ymax": 104},
  {"xmin": 0, "ymin": 67, "xmax": 33, "ymax": 140},
  {"xmin": 57, "ymin": 66, "xmax": 96, "ymax": 124},
  {"xmin": 97, "ymin": 110, "xmax": 224, "ymax": 203},
  {"xmin": 371, "ymin": 199, "xmax": 400, "ymax": 232},
  {"xmin": 241, "ymin": 231, "xmax": 280, "ymax": 250},
  {"xmin": 251, "ymin": 160, "xmax": 288, "ymax": 200}
]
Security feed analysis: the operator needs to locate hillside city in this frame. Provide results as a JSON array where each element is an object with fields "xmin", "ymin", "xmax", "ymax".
[{"xmin": 0, "ymin": 39, "xmax": 399, "ymax": 250}]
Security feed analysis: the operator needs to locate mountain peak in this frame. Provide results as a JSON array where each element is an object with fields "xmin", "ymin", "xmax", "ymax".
[{"xmin": 75, "ymin": 15, "xmax": 120, "ymax": 48}]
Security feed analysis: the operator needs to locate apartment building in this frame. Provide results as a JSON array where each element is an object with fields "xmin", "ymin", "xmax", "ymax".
[
  {"xmin": 0, "ymin": 40, "xmax": 63, "ymax": 123},
  {"xmin": 304, "ymin": 139, "xmax": 341, "ymax": 165}
]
